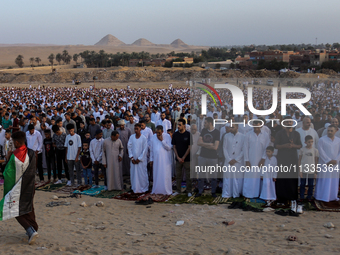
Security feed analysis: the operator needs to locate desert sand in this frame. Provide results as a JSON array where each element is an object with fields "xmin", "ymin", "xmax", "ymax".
[{"xmin": 1, "ymin": 186, "xmax": 340, "ymax": 255}]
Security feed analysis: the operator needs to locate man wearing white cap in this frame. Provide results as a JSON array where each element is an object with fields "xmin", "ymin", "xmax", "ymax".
[
  {"xmin": 98, "ymin": 109, "xmax": 105, "ymax": 122},
  {"xmin": 128, "ymin": 123, "xmax": 149, "ymax": 193}
]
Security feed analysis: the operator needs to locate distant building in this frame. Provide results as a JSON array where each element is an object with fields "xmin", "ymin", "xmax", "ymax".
[
  {"xmin": 129, "ymin": 59, "xmax": 141, "ymax": 67},
  {"xmin": 249, "ymin": 51, "xmax": 264, "ymax": 66},
  {"xmin": 289, "ymin": 50, "xmax": 311, "ymax": 70},
  {"xmin": 198, "ymin": 60, "xmax": 233, "ymax": 69},
  {"xmin": 172, "ymin": 57, "xmax": 194, "ymax": 66},
  {"xmin": 235, "ymin": 55, "xmax": 251, "ymax": 69},
  {"xmin": 309, "ymin": 49, "xmax": 327, "ymax": 66}
]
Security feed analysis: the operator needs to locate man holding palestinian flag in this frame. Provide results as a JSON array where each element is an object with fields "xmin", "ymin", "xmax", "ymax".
[{"xmin": 0, "ymin": 131, "xmax": 38, "ymax": 245}]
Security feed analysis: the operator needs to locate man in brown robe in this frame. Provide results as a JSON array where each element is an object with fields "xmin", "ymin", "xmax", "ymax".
[{"xmin": 102, "ymin": 130, "xmax": 124, "ymax": 191}]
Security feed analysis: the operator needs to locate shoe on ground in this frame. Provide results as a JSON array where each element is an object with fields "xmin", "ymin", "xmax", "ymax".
[
  {"xmin": 66, "ymin": 181, "xmax": 71, "ymax": 186},
  {"xmin": 195, "ymin": 193, "xmax": 202, "ymax": 198},
  {"xmin": 291, "ymin": 200, "xmax": 297, "ymax": 212},
  {"xmin": 54, "ymin": 180, "xmax": 62, "ymax": 184},
  {"xmin": 28, "ymin": 231, "xmax": 38, "ymax": 245},
  {"xmin": 297, "ymin": 205, "xmax": 303, "ymax": 214},
  {"xmin": 172, "ymin": 191, "xmax": 179, "ymax": 196},
  {"xmin": 187, "ymin": 193, "xmax": 192, "ymax": 197},
  {"xmin": 26, "ymin": 226, "xmax": 38, "ymax": 245},
  {"xmin": 212, "ymin": 193, "xmax": 217, "ymax": 198},
  {"xmin": 103, "ymin": 186, "xmax": 108, "ymax": 191}
]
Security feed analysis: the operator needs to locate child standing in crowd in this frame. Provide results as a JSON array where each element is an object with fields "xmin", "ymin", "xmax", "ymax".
[
  {"xmin": 260, "ymin": 146, "xmax": 277, "ymax": 206},
  {"xmin": 80, "ymin": 142, "xmax": 92, "ymax": 185},
  {"xmin": 298, "ymin": 135, "xmax": 319, "ymax": 203},
  {"xmin": 43, "ymin": 129, "xmax": 56, "ymax": 182},
  {"xmin": 65, "ymin": 124, "xmax": 82, "ymax": 186}
]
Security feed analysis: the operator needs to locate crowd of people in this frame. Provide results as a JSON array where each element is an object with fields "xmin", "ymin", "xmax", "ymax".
[{"xmin": 0, "ymin": 82, "xmax": 339, "ymax": 218}]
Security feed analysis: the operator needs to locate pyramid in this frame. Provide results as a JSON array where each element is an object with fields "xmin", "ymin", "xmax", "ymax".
[
  {"xmin": 94, "ymin": 34, "xmax": 126, "ymax": 46},
  {"xmin": 170, "ymin": 39, "xmax": 188, "ymax": 48},
  {"xmin": 131, "ymin": 38, "xmax": 155, "ymax": 46}
]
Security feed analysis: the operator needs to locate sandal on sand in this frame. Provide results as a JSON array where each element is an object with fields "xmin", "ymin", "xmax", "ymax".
[
  {"xmin": 288, "ymin": 209, "xmax": 299, "ymax": 217},
  {"xmin": 222, "ymin": 221, "xmax": 235, "ymax": 226},
  {"xmin": 287, "ymin": 235, "xmax": 297, "ymax": 241},
  {"xmin": 135, "ymin": 200, "xmax": 149, "ymax": 205},
  {"xmin": 228, "ymin": 202, "xmax": 237, "ymax": 209},
  {"xmin": 275, "ymin": 209, "xmax": 288, "ymax": 216},
  {"xmin": 135, "ymin": 198, "xmax": 154, "ymax": 205}
]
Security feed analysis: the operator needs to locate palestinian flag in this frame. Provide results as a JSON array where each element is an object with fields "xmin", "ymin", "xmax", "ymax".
[{"xmin": 0, "ymin": 147, "xmax": 36, "ymax": 221}]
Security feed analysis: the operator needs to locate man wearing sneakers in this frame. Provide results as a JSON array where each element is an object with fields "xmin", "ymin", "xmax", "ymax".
[
  {"xmin": 196, "ymin": 117, "xmax": 220, "ymax": 198},
  {"xmin": 64, "ymin": 124, "xmax": 82, "ymax": 186},
  {"xmin": 172, "ymin": 119, "xmax": 192, "ymax": 197}
]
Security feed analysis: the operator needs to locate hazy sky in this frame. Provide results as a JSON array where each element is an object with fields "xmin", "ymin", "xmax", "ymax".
[{"xmin": 1, "ymin": 0, "xmax": 339, "ymax": 46}]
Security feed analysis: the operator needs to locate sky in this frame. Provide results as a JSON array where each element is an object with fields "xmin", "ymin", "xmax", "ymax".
[{"xmin": 1, "ymin": 0, "xmax": 339, "ymax": 46}]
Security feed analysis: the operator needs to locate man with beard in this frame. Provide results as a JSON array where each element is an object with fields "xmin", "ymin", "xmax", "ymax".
[{"xmin": 116, "ymin": 119, "xmax": 131, "ymax": 176}]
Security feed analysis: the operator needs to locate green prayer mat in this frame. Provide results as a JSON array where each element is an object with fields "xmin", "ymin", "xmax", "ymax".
[
  {"xmin": 36, "ymin": 183, "xmax": 65, "ymax": 191},
  {"xmin": 95, "ymin": 190, "xmax": 124, "ymax": 198}
]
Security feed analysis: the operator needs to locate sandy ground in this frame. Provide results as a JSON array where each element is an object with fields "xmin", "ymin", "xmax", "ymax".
[{"xmin": 0, "ymin": 188, "xmax": 340, "ymax": 255}]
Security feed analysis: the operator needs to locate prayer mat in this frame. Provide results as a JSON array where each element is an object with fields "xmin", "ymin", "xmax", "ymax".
[
  {"xmin": 314, "ymin": 200, "xmax": 340, "ymax": 212},
  {"xmin": 35, "ymin": 180, "xmax": 51, "ymax": 189},
  {"xmin": 163, "ymin": 194, "xmax": 190, "ymax": 204},
  {"xmin": 53, "ymin": 186, "xmax": 78, "ymax": 194},
  {"xmin": 113, "ymin": 191, "xmax": 149, "ymax": 201},
  {"xmin": 73, "ymin": 185, "xmax": 103, "ymax": 196},
  {"xmin": 95, "ymin": 190, "xmax": 123, "ymax": 199},
  {"xmin": 250, "ymin": 198, "xmax": 266, "ymax": 204},
  {"xmin": 36, "ymin": 183, "xmax": 65, "ymax": 191},
  {"xmin": 136, "ymin": 193, "xmax": 171, "ymax": 202}
]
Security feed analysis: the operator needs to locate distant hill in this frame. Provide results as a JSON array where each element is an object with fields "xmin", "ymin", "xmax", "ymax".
[
  {"xmin": 170, "ymin": 39, "xmax": 188, "ymax": 48},
  {"xmin": 131, "ymin": 38, "xmax": 155, "ymax": 46},
  {"xmin": 94, "ymin": 34, "xmax": 126, "ymax": 46}
]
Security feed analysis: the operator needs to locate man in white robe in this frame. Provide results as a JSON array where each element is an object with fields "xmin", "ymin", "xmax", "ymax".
[
  {"xmin": 128, "ymin": 124, "xmax": 149, "ymax": 193},
  {"xmin": 321, "ymin": 118, "xmax": 340, "ymax": 138},
  {"xmin": 222, "ymin": 124, "xmax": 245, "ymax": 198},
  {"xmin": 156, "ymin": 112, "xmax": 172, "ymax": 134},
  {"xmin": 150, "ymin": 126, "xmax": 173, "ymax": 195},
  {"xmin": 243, "ymin": 121, "xmax": 270, "ymax": 198},
  {"xmin": 315, "ymin": 125, "xmax": 340, "ymax": 202}
]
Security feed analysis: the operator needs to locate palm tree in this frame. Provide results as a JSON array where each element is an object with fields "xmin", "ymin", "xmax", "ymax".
[
  {"xmin": 73, "ymin": 54, "xmax": 79, "ymax": 65},
  {"xmin": 65, "ymin": 54, "xmax": 72, "ymax": 64},
  {"xmin": 48, "ymin": 54, "xmax": 55, "ymax": 71},
  {"xmin": 62, "ymin": 50, "xmax": 69, "ymax": 64},
  {"xmin": 35, "ymin": 57, "xmax": 41, "ymax": 66},
  {"xmin": 56, "ymin": 53, "xmax": 62, "ymax": 65},
  {"xmin": 29, "ymin": 57, "xmax": 35, "ymax": 70},
  {"xmin": 15, "ymin": 55, "xmax": 24, "ymax": 68}
]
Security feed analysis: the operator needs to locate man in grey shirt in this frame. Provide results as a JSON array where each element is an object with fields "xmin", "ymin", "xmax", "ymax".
[
  {"xmin": 88, "ymin": 117, "xmax": 101, "ymax": 139},
  {"xmin": 63, "ymin": 113, "xmax": 77, "ymax": 135}
]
